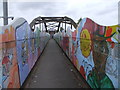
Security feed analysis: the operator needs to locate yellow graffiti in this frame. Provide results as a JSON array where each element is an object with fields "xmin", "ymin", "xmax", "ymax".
[{"xmin": 80, "ymin": 29, "xmax": 91, "ymax": 58}]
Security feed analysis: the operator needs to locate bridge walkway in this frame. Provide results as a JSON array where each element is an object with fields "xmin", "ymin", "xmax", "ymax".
[{"xmin": 22, "ymin": 39, "xmax": 89, "ymax": 88}]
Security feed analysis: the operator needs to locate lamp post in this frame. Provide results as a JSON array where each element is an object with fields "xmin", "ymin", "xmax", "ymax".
[
  {"xmin": 0, "ymin": 0, "xmax": 14, "ymax": 25},
  {"xmin": 3, "ymin": 0, "xmax": 8, "ymax": 25}
]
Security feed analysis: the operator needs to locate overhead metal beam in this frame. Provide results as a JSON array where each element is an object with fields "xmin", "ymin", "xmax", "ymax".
[{"xmin": 30, "ymin": 16, "xmax": 77, "ymax": 32}]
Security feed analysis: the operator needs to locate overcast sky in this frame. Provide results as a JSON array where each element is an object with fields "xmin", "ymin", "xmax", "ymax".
[{"xmin": 0, "ymin": 0, "xmax": 119, "ymax": 26}]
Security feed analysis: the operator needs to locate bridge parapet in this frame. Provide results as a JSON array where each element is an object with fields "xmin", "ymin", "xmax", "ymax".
[
  {"xmin": 0, "ymin": 18, "xmax": 50, "ymax": 88},
  {"xmin": 54, "ymin": 18, "xmax": 120, "ymax": 88}
]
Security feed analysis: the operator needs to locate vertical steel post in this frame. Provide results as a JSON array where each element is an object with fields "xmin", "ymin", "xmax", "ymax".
[
  {"xmin": 3, "ymin": 0, "xmax": 8, "ymax": 25},
  {"xmin": 71, "ymin": 24, "xmax": 72, "ymax": 29},
  {"xmin": 65, "ymin": 22, "xmax": 66, "ymax": 32},
  {"xmin": 39, "ymin": 23, "xmax": 41, "ymax": 32}
]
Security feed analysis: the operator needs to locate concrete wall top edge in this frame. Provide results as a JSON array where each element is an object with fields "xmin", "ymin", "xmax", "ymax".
[{"xmin": 0, "ymin": 17, "xmax": 27, "ymax": 30}]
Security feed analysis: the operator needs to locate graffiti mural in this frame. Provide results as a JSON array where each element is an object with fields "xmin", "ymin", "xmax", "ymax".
[
  {"xmin": 71, "ymin": 30, "xmax": 77, "ymax": 66},
  {"xmin": 16, "ymin": 22, "xmax": 29, "ymax": 85},
  {"xmin": 2, "ymin": 42, "xmax": 20, "ymax": 88},
  {"xmin": 54, "ymin": 18, "xmax": 119, "ymax": 88},
  {"xmin": 0, "ymin": 18, "xmax": 50, "ymax": 88},
  {"xmin": 35, "ymin": 27, "xmax": 41, "ymax": 56},
  {"xmin": 0, "ymin": 26, "xmax": 20, "ymax": 88},
  {"xmin": 0, "ymin": 44, "xmax": 2, "ymax": 89}
]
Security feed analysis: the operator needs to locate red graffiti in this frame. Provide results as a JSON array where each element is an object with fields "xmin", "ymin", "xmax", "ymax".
[{"xmin": 80, "ymin": 66, "xmax": 86, "ymax": 80}]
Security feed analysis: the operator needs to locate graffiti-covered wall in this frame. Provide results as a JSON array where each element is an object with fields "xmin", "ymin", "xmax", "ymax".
[
  {"xmin": 0, "ymin": 25, "xmax": 20, "ymax": 88},
  {"xmin": 0, "ymin": 18, "xmax": 50, "ymax": 88},
  {"xmin": 54, "ymin": 18, "xmax": 120, "ymax": 88}
]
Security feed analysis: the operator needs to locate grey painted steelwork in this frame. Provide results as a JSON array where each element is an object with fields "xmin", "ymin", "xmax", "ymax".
[
  {"xmin": 3, "ymin": 0, "xmax": 8, "ymax": 25},
  {"xmin": 30, "ymin": 16, "xmax": 77, "ymax": 32},
  {"xmin": 0, "ymin": 0, "xmax": 14, "ymax": 25}
]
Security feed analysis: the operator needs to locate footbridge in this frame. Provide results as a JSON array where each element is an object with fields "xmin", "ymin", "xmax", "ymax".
[{"xmin": 0, "ymin": 16, "xmax": 119, "ymax": 89}]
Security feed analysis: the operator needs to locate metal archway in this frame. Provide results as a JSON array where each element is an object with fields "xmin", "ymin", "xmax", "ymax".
[{"xmin": 30, "ymin": 16, "xmax": 77, "ymax": 32}]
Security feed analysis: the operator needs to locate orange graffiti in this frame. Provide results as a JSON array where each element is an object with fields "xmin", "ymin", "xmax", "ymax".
[
  {"xmin": 3, "ymin": 42, "xmax": 20, "ymax": 88},
  {"xmin": 0, "ymin": 26, "xmax": 15, "ymax": 43},
  {"xmin": 106, "ymin": 26, "xmax": 112, "ymax": 42},
  {"xmin": 105, "ymin": 26, "xmax": 115, "ymax": 48},
  {"xmin": 8, "ymin": 64, "xmax": 20, "ymax": 88}
]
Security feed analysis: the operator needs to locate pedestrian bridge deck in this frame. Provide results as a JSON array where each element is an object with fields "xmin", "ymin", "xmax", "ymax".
[{"xmin": 22, "ymin": 39, "xmax": 89, "ymax": 88}]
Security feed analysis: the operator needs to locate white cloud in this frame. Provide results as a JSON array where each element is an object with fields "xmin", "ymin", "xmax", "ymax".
[
  {"xmin": 0, "ymin": 0, "xmax": 119, "ymax": 26},
  {"xmin": 8, "ymin": 0, "xmax": 68, "ymax": 2},
  {"xmin": 62, "ymin": 0, "xmax": 119, "ymax": 25}
]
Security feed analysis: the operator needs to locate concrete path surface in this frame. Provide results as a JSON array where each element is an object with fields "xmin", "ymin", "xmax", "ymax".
[{"xmin": 22, "ymin": 39, "xmax": 90, "ymax": 88}]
